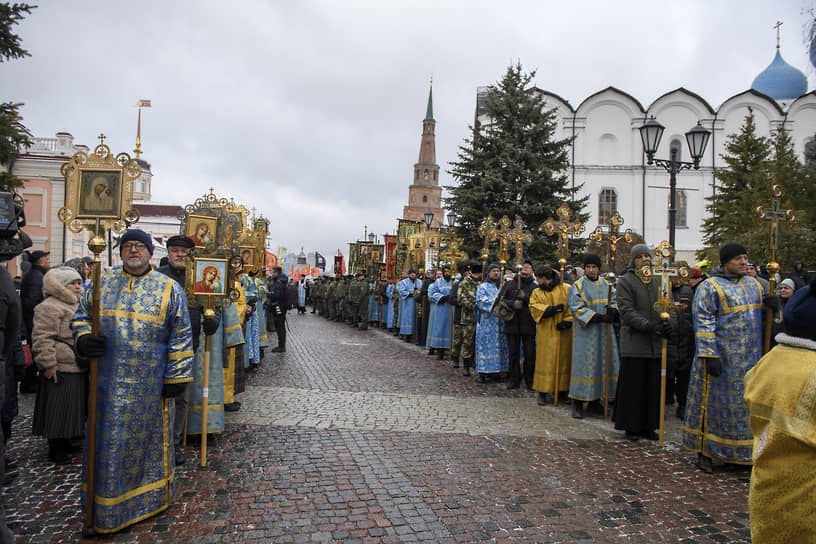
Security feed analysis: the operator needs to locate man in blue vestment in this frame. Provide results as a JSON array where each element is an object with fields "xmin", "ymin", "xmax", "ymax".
[
  {"xmin": 475, "ymin": 264, "xmax": 509, "ymax": 383},
  {"xmin": 683, "ymin": 242, "xmax": 768, "ymax": 472},
  {"xmin": 428, "ymin": 266, "xmax": 453, "ymax": 360},
  {"xmin": 397, "ymin": 270, "xmax": 421, "ymax": 341},
  {"xmin": 73, "ymin": 229, "xmax": 193, "ymax": 535}
]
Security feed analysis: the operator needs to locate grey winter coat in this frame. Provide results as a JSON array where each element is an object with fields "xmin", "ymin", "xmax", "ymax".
[{"xmin": 616, "ymin": 264, "xmax": 663, "ymax": 359}]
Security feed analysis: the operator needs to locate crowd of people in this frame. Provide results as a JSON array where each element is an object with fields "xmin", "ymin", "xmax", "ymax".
[{"xmin": 2, "ymin": 230, "xmax": 814, "ymax": 541}]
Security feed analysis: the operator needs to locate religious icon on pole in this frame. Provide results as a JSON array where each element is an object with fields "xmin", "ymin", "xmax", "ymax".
[
  {"xmin": 58, "ymin": 133, "xmax": 142, "ymax": 531},
  {"xmin": 186, "ymin": 214, "xmax": 218, "ymax": 249}
]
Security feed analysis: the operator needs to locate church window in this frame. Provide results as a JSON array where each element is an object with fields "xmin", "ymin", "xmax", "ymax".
[
  {"xmin": 424, "ymin": 169, "xmax": 429, "ymax": 180},
  {"xmin": 422, "ymin": 195, "xmax": 428, "ymax": 203},
  {"xmin": 434, "ymin": 170, "xmax": 437, "ymax": 180},
  {"xmin": 669, "ymin": 190, "xmax": 688, "ymax": 228},
  {"xmin": 598, "ymin": 188, "xmax": 617, "ymax": 225}
]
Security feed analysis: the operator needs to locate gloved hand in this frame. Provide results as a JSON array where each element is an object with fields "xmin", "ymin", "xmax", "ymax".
[
  {"xmin": 705, "ymin": 357, "xmax": 722, "ymax": 377},
  {"xmin": 512, "ymin": 298, "xmax": 524, "ymax": 310},
  {"xmin": 603, "ymin": 308, "xmax": 619, "ymax": 323},
  {"xmin": 76, "ymin": 334, "xmax": 107, "ymax": 358},
  {"xmin": 589, "ymin": 313, "xmax": 604, "ymax": 324},
  {"xmin": 553, "ymin": 304, "xmax": 565, "ymax": 313},
  {"xmin": 654, "ymin": 320, "xmax": 673, "ymax": 337},
  {"xmin": 203, "ymin": 316, "xmax": 218, "ymax": 336},
  {"xmin": 556, "ymin": 321, "xmax": 572, "ymax": 331},
  {"xmin": 76, "ymin": 356, "xmax": 90, "ymax": 370},
  {"xmin": 763, "ymin": 294, "xmax": 781, "ymax": 312},
  {"xmin": 438, "ymin": 295, "xmax": 449, "ymax": 304},
  {"xmin": 542, "ymin": 306, "xmax": 559, "ymax": 319},
  {"xmin": 162, "ymin": 383, "xmax": 186, "ymax": 398}
]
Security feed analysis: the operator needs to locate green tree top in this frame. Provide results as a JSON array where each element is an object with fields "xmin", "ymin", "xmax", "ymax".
[{"xmin": 445, "ymin": 61, "xmax": 587, "ymax": 265}]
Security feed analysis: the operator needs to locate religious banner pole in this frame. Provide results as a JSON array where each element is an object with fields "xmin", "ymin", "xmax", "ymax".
[
  {"xmin": 643, "ymin": 241, "xmax": 688, "ymax": 447},
  {"xmin": 439, "ymin": 229, "xmax": 467, "ymax": 362},
  {"xmin": 604, "ymin": 281, "xmax": 613, "ymax": 420},
  {"xmin": 58, "ymin": 134, "xmax": 142, "ymax": 531},
  {"xmin": 756, "ymin": 184, "xmax": 794, "ymax": 353},
  {"xmin": 542, "ymin": 205, "xmax": 585, "ymax": 406}
]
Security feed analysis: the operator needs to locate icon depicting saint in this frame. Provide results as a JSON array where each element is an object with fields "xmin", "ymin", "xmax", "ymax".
[
  {"xmin": 192, "ymin": 222, "xmax": 213, "ymax": 248},
  {"xmin": 84, "ymin": 176, "xmax": 115, "ymax": 213},
  {"xmin": 195, "ymin": 264, "xmax": 223, "ymax": 294}
]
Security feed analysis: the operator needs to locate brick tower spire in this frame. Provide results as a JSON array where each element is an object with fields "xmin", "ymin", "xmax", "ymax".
[{"xmin": 403, "ymin": 81, "xmax": 444, "ymax": 228}]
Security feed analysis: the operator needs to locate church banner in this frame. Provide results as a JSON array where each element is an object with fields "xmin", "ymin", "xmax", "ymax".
[{"xmin": 384, "ymin": 234, "xmax": 397, "ymax": 282}]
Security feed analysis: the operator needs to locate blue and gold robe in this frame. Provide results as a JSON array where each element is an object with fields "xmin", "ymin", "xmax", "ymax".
[
  {"xmin": 384, "ymin": 284, "xmax": 395, "ymax": 328},
  {"xmin": 186, "ymin": 307, "xmax": 244, "ymax": 435},
  {"xmin": 428, "ymin": 277, "xmax": 452, "ymax": 349},
  {"xmin": 223, "ymin": 303, "xmax": 246, "ymax": 403},
  {"xmin": 256, "ymin": 277, "xmax": 269, "ymax": 348},
  {"xmin": 398, "ymin": 278, "xmax": 420, "ymax": 335},
  {"xmin": 72, "ymin": 267, "xmax": 193, "ymax": 534},
  {"xmin": 475, "ymin": 281, "xmax": 509, "ymax": 373},
  {"xmin": 683, "ymin": 274, "xmax": 763, "ymax": 464},
  {"xmin": 567, "ymin": 276, "xmax": 620, "ymax": 401},
  {"xmin": 368, "ymin": 282, "xmax": 381, "ymax": 322},
  {"xmin": 242, "ymin": 276, "xmax": 260, "ymax": 366}
]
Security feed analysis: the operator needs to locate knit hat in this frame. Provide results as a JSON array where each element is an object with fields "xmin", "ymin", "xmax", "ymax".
[
  {"xmin": 719, "ymin": 242, "xmax": 747, "ymax": 265},
  {"xmin": 49, "ymin": 266, "xmax": 82, "ymax": 287},
  {"xmin": 628, "ymin": 244, "xmax": 651, "ymax": 267},
  {"xmin": 119, "ymin": 229, "xmax": 154, "ymax": 255},
  {"xmin": 583, "ymin": 253, "xmax": 602, "ymax": 268},
  {"xmin": 783, "ymin": 279, "xmax": 816, "ymax": 340},
  {"xmin": 486, "ymin": 263, "xmax": 500, "ymax": 275},
  {"xmin": 779, "ymin": 278, "xmax": 795, "ymax": 290}
]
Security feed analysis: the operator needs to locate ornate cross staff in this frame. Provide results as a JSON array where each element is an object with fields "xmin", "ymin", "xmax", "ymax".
[
  {"xmin": 439, "ymin": 228, "xmax": 468, "ymax": 361},
  {"xmin": 478, "ymin": 215, "xmax": 494, "ymax": 272},
  {"xmin": 488, "ymin": 215, "xmax": 513, "ymax": 277},
  {"xmin": 58, "ymin": 133, "xmax": 141, "ymax": 530},
  {"xmin": 541, "ymin": 205, "xmax": 584, "ymax": 406},
  {"xmin": 503, "ymin": 216, "xmax": 533, "ymax": 270},
  {"xmin": 542, "ymin": 204, "xmax": 585, "ymax": 273},
  {"xmin": 642, "ymin": 240, "xmax": 688, "ymax": 447},
  {"xmin": 756, "ymin": 184, "xmax": 795, "ymax": 353},
  {"xmin": 589, "ymin": 212, "xmax": 633, "ymax": 274}
]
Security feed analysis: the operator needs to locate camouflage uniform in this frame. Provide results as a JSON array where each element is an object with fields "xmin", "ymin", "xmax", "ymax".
[
  {"xmin": 457, "ymin": 274, "xmax": 479, "ymax": 375},
  {"xmin": 327, "ymin": 279, "xmax": 339, "ymax": 321},
  {"xmin": 347, "ymin": 275, "xmax": 370, "ymax": 330}
]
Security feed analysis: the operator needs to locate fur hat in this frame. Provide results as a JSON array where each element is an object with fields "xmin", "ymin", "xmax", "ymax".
[
  {"xmin": 783, "ymin": 280, "xmax": 816, "ymax": 340},
  {"xmin": 48, "ymin": 266, "xmax": 82, "ymax": 287},
  {"xmin": 719, "ymin": 242, "xmax": 747, "ymax": 265},
  {"xmin": 119, "ymin": 229, "xmax": 154, "ymax": 255},
  {"xmin": 583, "ymin": 253, "xmax": 602, "ymax": 268}
]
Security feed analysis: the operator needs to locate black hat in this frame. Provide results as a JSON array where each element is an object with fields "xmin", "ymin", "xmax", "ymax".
[
  {"xmin": 166, "ymin": 235, "xmax": 194, "ymax": 249},
  {"xmin": 29, "ymin": 250, "xmax": 50, "ymax": 264},
  {"xmin": 583, "ymin": 254, "xmax": 602, "ymax": 268},
  {"xmin": 783, "ymin": 279, "xmax": 816, "ymax": 341},
  {"xmin": 719, "ymin": 243, "xmax": 747, "ymax": 265},
  {"xmin": 120, "ymin": 229, "xmax": 154, "ymax": 255},
  {"xmin": 469, "ymin": 263, "xmax": 483, "ymax": 274}
]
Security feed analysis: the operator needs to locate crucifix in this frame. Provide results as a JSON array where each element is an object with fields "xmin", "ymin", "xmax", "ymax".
[
  {"xmin": 541, "ymin": 204, "xmax": 585, "ymax": 272},
  {"xmin": 756, "ymin": 184, "xmax": 795, "ymax": 352},
  {"xmin": 502, "ymin": 217, "xmax": 533, "ymax": 271},
  {"xmin": 644, "ymin": 240, "xmax": 688, "ymax": 447},
  {"xmin": 487, "ymin": 215, "xmax": 514, "ymax": 277},
  {"xmin": 589, "ymin": 212, "xmax": 633, "ymax": 274},
  {"xmin": 478, "ymin": 214, "xmax": 494, "ymax": 272}
]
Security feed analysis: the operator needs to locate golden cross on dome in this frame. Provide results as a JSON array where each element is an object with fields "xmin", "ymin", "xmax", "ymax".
[{"xmin": 774, "ymin": 20, "xmax": 783, "ymax": 49}]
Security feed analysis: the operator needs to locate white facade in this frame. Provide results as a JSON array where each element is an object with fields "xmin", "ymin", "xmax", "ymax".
[{"xmin": 476, "ymin": 86, "xmax": 816, "ymax": 262}]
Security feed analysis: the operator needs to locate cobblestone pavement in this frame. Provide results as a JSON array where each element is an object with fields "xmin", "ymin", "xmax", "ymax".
[{"xmin": 4, "ymin": 311, "xmax": 751, "ymax": 543}]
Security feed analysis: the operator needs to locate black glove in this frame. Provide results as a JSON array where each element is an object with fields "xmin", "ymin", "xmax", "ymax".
[
  {"xmin": 763, "ymin": 294, "xmax": 781, "ymax": 312},
  {"xmin": 654, "ymin": 320, "xmax": 673, "ymax": 338},
  {"xmin": 203, "ymin": 316, "xmax": 218, "ymax": 336},
  {"xmin": 76, "ymin": 334, "xmax": 107, "ymax": 358},
  {"xmin": 705, "ymin": 357, "xmax": 722, "ymax": 377},
  {"xmin": 589, "ymin": 313, "xmax": 603, "ymax": 324},
  {"xmin": 542, "ymin": 306, "xmax": 559, "ymax": 319},
  {"xmin": 438, "ymin": 295, "xmax": 449, "ymax": 304},
  {"xmin": 162, "ymin": 383, "xmax": 186, "ymax": 398},
  {"xmin": 556, "ymin": 321, "xmax": 572, "ymax": 331},
  {"xmin": 512, "ymin": 298, "xmax": 525, "ymax": 310},
  {"xmin": 603, "ymin": 308, "xmax": 619, "ymax": 323},
  {"xmin": 554, "ymin": 304, "xmax": 565, "ymax": 313}
]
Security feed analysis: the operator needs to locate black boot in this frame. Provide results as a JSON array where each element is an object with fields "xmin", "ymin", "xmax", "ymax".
[
  {"xmin": 461, "ymin": 358, "xmax": 471, "ymax": 376},
  {"xmin": 571, "ymin": 401, "xmax": 584, "ymax": 419},
  {"xmin": 49, "ymin": 438, "xmax": 71, "ymax": 465},
  {"xmin": 476, "ymin": 373, "xmax": 487, "ymax": 384},
  {"xmin": 437, "ymin": 350, "xmax": 446, "ymax": 361},
  {"xmin": 451, "ymin": 356, "xmax": 460, "ymax": 368},
  {"xmin": 697, "ymin": 454, "xmax": 713, "ymax": 473}
]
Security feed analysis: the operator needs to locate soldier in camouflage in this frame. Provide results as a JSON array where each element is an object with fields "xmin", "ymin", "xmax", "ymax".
[
  {"xmin": 457, "ymin": 263, "xmax": 482, "ymax": 376},
  {"xmin": 347, "ymin": 271, "xmax": 371, "ymax": 330}
]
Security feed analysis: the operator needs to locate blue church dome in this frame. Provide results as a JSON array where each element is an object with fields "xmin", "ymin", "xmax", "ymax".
[{"xmin": 752, "ymin": 50, "xmax": 808, "ymax": 100}]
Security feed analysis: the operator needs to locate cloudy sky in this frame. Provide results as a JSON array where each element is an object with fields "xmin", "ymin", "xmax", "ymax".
[{"xmin": 5, "ymin": 1, "xmax": 814, "ymax": 260}]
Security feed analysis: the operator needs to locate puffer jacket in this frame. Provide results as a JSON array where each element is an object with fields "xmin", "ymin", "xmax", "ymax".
[{"xmin": 32, "ymin": 271, "xmax": 83, "ymax": 373}]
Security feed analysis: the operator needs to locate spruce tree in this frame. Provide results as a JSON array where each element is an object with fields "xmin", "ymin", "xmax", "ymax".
[
  {"xmin": 445, "ymin": 62, "xmax": 586, "ymax": 264},
  {"xmin": 0, "ymin": 2, "xmax": 36, "ymax": 191},
  {"xmin": 698, "ymin": 109, "xmax": 771, "ymax": 265}
]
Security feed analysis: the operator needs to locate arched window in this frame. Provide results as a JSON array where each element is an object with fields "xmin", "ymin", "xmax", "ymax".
[
  {"xmin": 598, "ymin": 188, "xmax": 617, "ymax": 225},
  {"xmin": 422, "ymin": 195, "xmax": 428, "ymax": 203},
  {"xmin": 668, "ymin": 190, "xmax": 688, "ymax": 228},
  {"xmin": 434, "ymin": 170, "xmax": 437, "ymax": 181},
  {"xmin": 424, "ymin": 169, "xmax": 429, "ymax": 180}
]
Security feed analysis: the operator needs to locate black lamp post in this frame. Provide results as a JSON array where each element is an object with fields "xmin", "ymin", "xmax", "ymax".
[
  {"xmin": 446, "ymin": 211, "xmax": 456, "ymax": 228},
  {"xmin": 639, "ymin": 117, "xmax": 711, "ymax": 248},
  {"xmin": 423, "ymin": 209, "xmax": 434, "ymax": 230}
]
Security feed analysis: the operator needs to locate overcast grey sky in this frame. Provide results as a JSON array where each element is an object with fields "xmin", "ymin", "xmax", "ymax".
[{"xmin": 5, "ymin": 0, "xmax": 814, "ymax": 260}]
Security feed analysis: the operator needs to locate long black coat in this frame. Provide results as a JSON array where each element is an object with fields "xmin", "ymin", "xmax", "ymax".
[
  {"xmin": 20, "ymin": 264, "xmax": 47, "ymax": 339},
  {"xmin": 498, "ymin": 274, "xmax": 537, "ymax": 336},
  {"xmin": 667, "ymin": 284, "xmax": 694, "ymax": 372}
]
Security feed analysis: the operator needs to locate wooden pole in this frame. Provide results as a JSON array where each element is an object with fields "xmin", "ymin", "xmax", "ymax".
[
  {"xmin": 85, "ymin": 225, "xmax": 107, "ymax": 529},
  {"xmin": 554, "ymin": 260, "xmax": 566, "ymax": 407},
  {"xmin": 200, "ymin": 311, "xmax": 213, "ymax": 467},
  {"xmin": 763, "ymin": 264, "xmax": 778, "ymax": 353},
  {"xmin": 659, "ymin": 323, "xmax": 669, "ymax": 447},
  {"xmin": 604, "ymin": 282, "xmax": 613, "ymax": 420}
]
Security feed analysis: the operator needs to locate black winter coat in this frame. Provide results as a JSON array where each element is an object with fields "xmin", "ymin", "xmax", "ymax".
[
  {"xmin": 20, "ymin": 264, "xmax": 47, "ymax": 339},
  {"xmin": 498, "ymin": 274, "xmax": 537, "ymax": 336},
  {"xmin": 667, "ymin": 284, "xmax": 694, "ymax": 372}
]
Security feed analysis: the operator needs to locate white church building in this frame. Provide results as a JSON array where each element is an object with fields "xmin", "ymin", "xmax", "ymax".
[{"xmin": 476, "ymin": 45, "xmax": 815, "ymax": 262}]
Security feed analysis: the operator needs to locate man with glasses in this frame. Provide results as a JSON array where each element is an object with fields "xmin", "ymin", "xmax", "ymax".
[{"xmin": 72, "ymin": 229, "xmax": 193, "ymax": 535}]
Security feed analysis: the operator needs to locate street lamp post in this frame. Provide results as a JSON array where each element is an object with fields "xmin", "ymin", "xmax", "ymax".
[{"xmin": 639, "ymin": 118, "xmax": 711, "ymax": 249}]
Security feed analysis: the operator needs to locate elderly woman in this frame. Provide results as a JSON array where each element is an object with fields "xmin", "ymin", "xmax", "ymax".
[{"xmin": 31, "ymin": 267, "xmax": 87, "ymax": 465}]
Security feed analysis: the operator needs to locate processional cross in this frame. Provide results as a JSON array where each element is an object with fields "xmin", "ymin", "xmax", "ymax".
[
  {"xmin": 756, "ymin": 184, "xmax": 795, "ymax": 352},
  {"xmin": 478, "ymin": 215, "xmax": 494, "ymax": 272},
  {"xmin": 502, "ymin": 217, "xmax": 533, "ymax": 271},
  {"xmin": 439, "ymin": 229, "xmax": 467, "ymax": 270},
  {"xmin": 589, "ymin": 212, "xmax": 633, "ymax": 274},
  {"xmin": 487, "ymin": 215, "xmax": 514, "ymax": 276},
  {"xmin": 541, "ymin": 204, "xmax": 585, "ymax": 271}
]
